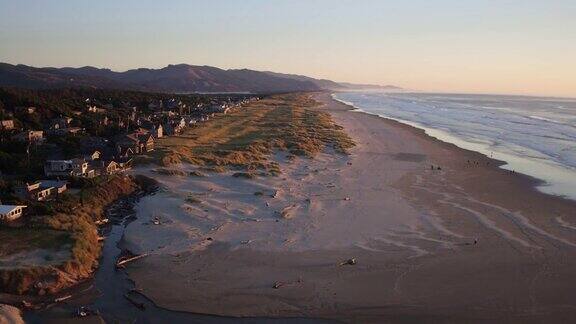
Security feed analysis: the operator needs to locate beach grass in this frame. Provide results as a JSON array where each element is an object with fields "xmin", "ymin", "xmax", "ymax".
[{"xmin": 150, "ymin": 93, "xmax": 355, "ymax": 174}]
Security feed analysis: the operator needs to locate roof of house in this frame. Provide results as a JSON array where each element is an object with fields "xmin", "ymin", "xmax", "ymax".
[
  {"xmin": 40, "ymin": 180, "xmax": 67, "ymax": 188},
  {"xmin": 138, "ymin": 133, "xmax": 154, "ymax": 142},
  {"xmin": 117, "ymin": 133, "xmax": 140, "ymax": 144},
  {"xmin": 102, "ymin": 160, "xmax": 118, "ymax": 168},
  {"xmin": 0, "ymin": 205, "xmax": 27, "ymax": 214},
  {"xmin": 14, "ymin": 181, "xmax": 41, "ymax": 189},
  {"xmin": 46, "ymin": 159, "xmax": 73, "ymax": 164},
  {"xmin": 71, "ymin": 158, "xmax": 87, "ymax": 164}
]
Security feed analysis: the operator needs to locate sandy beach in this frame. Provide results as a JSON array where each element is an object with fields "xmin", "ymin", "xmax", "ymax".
[{"xmin": 122, "ymin": 93, "xmax": 576, "ymax": 323}]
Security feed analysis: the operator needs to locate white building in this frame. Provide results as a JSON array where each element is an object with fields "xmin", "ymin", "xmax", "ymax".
[
  {"xmin": 0, "ymin": 205, "xmax": 26, "ymax": 222},
  {"xmin": 14, "ymin": 182, "xmax": 55, "ymax": 201}
]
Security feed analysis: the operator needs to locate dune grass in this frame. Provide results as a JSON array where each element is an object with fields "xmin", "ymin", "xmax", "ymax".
[{"xmin": 150, "ymin": 93, "xmax": 355, "ymax": 175}]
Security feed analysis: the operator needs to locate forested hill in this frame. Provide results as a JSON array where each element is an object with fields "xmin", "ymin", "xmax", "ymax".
[{"xmin": 0, "ymin": 63, "xmax": 400, "ymax": 94}]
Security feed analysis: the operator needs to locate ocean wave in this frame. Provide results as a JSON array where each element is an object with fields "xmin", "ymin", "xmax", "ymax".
[{"xmin": 333, "ymin": 92, "xmax": 576, "ymax": 200}]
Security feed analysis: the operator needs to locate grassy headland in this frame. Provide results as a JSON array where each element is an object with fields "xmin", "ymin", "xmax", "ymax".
[
  {"xmin": 0, "ymin": 175, "xmax": 152, "ymax": 295},
  {"xmin": 144, "ymin": 93, "xmax": 354, "ymax": 175}
]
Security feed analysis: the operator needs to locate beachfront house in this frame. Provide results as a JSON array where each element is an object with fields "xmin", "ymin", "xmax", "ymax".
[
  {"xmin": 167, "ymin": 117, "xmax": 186, "ymax": 135},
  {"xmin": 115, "ymin": 132, "xmax": 155, "ymax": 155},
  {"xmin": 14, "ymin": 182, "xmax": 54, "ymax": 201},
  {"xmin": 44, "ymin": 158, "xmax": 95, "ymax": 178},
  {"xmin": 13, "ymin": 180, "xmax": 66, "ymax": 201},
  {"xmin": 90, "ymin": 160, "xmax": 119, "ymax": 175},
  {"xmin": 115, "ymin": 157, "xmax": 133, "ymax": 171},
  {"xmin": 0, "ymin": 205, "xmax": 27, "ymax": 223},
  {"xmin": 117, "ymin": 147, "xmax": 135, "ymax": 159},
  {"xmin": 84, "ymin": 150, "xmax": 101, "ymax": 161},
  {"xmin": 138, "ymin": 133, "xmax": 155, "ymax": 152},
  {"xmin": 116, "ymin": 133, "xmax": 140, "ymax": 155},
  {"xmin": 41, "ymin": 180, "xmax": 67, "ymax": 194}
]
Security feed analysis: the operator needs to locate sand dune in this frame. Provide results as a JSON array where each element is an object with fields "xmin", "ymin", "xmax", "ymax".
[{"xmin": 123, "ymin": 93, "xmax": 576, "ymax": 323}]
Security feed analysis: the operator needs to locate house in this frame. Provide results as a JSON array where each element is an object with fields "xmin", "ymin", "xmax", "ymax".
[
  {"xmin": 164, "ymin": 118, "xmax": 186, "ymax": 135},
  {"xmin": 0, "ymin": 205, "xmax": 27, "ymax": 223},
  {"xmin": 147, "ymin": 124, "xmax": 163, "ymax": 139},
  {"xmin": 39, "ymin": 180, "xmax": 68, "ymax": 194},
  {"xmin": 44, "ymin": 159, "xmax": 95, "ymax": 178},
  {"xmin": 138, "ymin": 133, "xmax": 155, "ymax": 152},
  {"xmin": 87, "ymin": 105, "xmax": 107, "ymax": 114},
  {"xmin": 14, "ymin": 182, "xmax": 55, "ymax": 201},
  {"xmin": 117, "ymin": 146, "xmax": 135, "ymax": 159},
  {"xmin": 115, "ymin": 157, "xmax": 133, "ymax": 170},
  {"xmin": 44, "ymin": 160, "xmax": 73, "ymax": 177},
  {"xmin": 71, "ymin": 158, "xmax": 94, "ymax": 177},
  {"xmin": 91, "ymin": 160, "xmax": 119, "ymax": 175},
  {"xmin": 13, "ymin": 130, "xmax": 44, "ymax": 143},
  {"xmin": 15, "ymin": 106, "xmax": 36, "ymax": 114},
  {"xmin": 116, "ymin": 132, "xmax": 154, "ymax": 155},
  {"xmin": 102, "ymin": 160, "xmax": 119, "ymax": 175},
  {"xmin": 116, "ymin": 133, "xmax": 140, "ymax": 155},
  {"xmin": 0, "ymin": 120, "xmax": 15, "ymax": 130},
  {"xmin": 84, "ymin": 150, "xmax": 101, "ymax": 161}
]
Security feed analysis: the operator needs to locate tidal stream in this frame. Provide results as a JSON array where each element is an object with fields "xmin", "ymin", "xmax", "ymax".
[{"xmin": 24, "ymin": 189, "xmax": 332, "ymax": 323}]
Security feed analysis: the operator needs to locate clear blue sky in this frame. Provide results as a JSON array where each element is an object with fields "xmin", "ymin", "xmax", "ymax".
[{"xmin": 1, "ymin": 0, "xmax": 575, "ymax": 96}]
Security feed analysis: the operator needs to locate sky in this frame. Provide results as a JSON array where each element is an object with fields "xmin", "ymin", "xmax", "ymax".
[{"xmin": 0, "ymin": 0, "xmax": 575, "ymax": 97}]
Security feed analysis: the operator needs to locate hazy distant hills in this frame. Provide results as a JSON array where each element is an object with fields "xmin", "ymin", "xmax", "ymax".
[
  {"xmin": 337, "ymin": 82, "xmax": 403, "ymax": 91},
  {"xmin": 0, "ymin": 62, "xmax": 400, "ymax": 94}
]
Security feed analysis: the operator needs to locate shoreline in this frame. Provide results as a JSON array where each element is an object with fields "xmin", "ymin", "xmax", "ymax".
[
  {"xmin": 329, "ymin": 93, "xmax": 556, "ymax": 201},
  {"xmin": 331, "ymin": 92, "xmax": 576, "ymax": 201}
]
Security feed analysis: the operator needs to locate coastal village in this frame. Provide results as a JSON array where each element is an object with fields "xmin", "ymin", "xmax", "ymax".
[{"xmin": 0, "ymin": 89, "xmax": 259, "ymax": 226}]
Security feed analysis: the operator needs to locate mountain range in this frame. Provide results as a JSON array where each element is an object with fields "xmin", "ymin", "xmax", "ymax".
[{"xmin": 0, "ymin": 63, "xmax": 401, "ymax": 94}]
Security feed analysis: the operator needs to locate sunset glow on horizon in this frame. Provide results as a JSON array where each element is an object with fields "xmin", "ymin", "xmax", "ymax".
[{"xmin": 1, "ymin": 0, "xmax": 574, "ymax": 97}]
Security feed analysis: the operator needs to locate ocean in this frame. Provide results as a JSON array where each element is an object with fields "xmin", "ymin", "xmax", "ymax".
[{"xmin": 333, "ymin": 91, "xmax": 576, "ymax": 200}]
